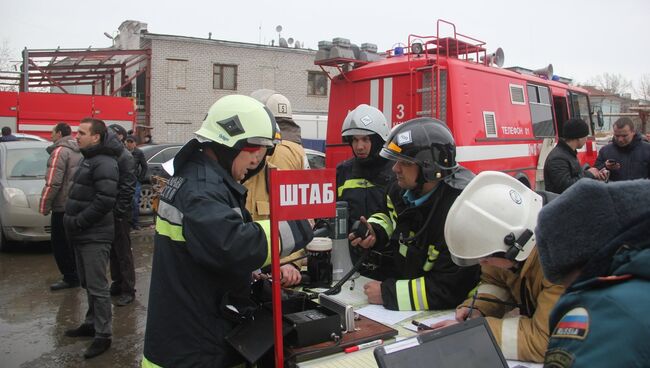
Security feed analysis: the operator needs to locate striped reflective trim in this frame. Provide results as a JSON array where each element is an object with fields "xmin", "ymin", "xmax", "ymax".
[
  {"xmin": 155, "ymin": 217, "xmax": 185, "ymax": 242},
  {"xmin": 411, "ymin": 277, "xmax": 429, "ymax": 310},
  {"xmin": 141, "ymin": 356, "xmax": 162, "ymax": 368},
  {"xmin": 368, "ymin": 212, "xmax": 393, "ymax": 237},
  {"xmin": 423, "ymin": 245, "xmax": 439, "ymax": 271},
  {"xmin": 278, "ymin": 221, "xmax": 295, "ymax": 258},
  {"xmin": 395, "ymin": 279, "xmax": 411, "ymax": 311},
  {"xmin": 386, "ymin": 195, "xmax": 398, "ymax": 229},
  {"xmin": 157, "ymin": 201, "xmax": 183, "ymax": 225},
  {"xmin": 337, "ymin": 178, "xmax": 375, "ymax": 197},
  {"xmin": 477, "ymin": 283, "xmax": 511, "ymax": 302},
  {"xmin": 456, "ymin": 144, "xmax": 532, "ymax": 162},
  {"xmin": 255, "ymin": 219, "xmax": 272, "ymax": 267},
  {"xmin": 501, "ymin": 316, "xmax": 521, "ymax": 360}
]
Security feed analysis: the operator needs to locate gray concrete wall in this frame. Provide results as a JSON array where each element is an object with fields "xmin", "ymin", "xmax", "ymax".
[{"xmin": 146, "ymin": 35, "xmax": 331, "ymax": 144}]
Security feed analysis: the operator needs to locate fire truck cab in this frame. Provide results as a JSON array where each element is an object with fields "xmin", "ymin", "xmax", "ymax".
[{"xmin": 317, "ymin": 20, "xmax": 597, "ymax": 189}]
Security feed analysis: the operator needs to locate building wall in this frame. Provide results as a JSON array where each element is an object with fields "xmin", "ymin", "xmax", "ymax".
[{"xmin": 145, "ymin": 35, "xmax": 331, "ymax": 144}]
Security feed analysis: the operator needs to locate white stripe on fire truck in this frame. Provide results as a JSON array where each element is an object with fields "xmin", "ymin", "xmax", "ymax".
[
  {"xmin": 18, "ymin": 124, "xmax": 78, "ymax": 132},
  {"xmin": 370, "ymin": 79, "xmax": 379, "ymax": 109},
  {"xmin": 383, "ymin": 77, "xmax": 393, "ymax": 125},
  {"xmin": 456, "ymin": 144, "xmax": 532, "ymax": 162}
]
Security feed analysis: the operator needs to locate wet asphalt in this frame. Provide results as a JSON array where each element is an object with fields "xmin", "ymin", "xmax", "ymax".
[{"xmin": 0, "ymin": 226, "xmax": 155, "ymax": 368}]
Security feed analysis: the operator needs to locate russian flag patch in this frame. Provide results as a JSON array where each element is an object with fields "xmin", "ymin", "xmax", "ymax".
[{"xmin": 552, "ymin": 307, "xmax": 589, "ymax": 340}]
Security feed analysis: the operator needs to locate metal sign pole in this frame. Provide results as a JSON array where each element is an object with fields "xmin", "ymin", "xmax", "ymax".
[{"xmin": 269, "ymin": 168, "xmax": 284, "ymax": 367}]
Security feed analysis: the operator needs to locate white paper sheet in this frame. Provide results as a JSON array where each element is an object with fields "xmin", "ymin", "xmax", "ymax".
[{"xmin": 356, "ymin": 304, "xmax": 420, "ymax": 325}]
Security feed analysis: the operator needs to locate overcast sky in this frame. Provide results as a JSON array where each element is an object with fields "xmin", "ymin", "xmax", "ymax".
[{"xmin": 2, "ymin": 0, "xmax": 648, "ymax": 89}]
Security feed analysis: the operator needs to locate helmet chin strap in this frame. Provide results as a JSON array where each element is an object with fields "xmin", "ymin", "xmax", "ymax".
[
  {"xmin": 504, "ymin": 229, "xmax": 534, "ymax": 261},
  {"xmin": 203, "ymin": 142, "xmax": 239, "ymax": 177}
]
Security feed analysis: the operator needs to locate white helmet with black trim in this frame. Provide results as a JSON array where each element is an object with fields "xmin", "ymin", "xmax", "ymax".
[{"xmin": 444, "ymin": 171, "xmax": 543, "ymax": 266}]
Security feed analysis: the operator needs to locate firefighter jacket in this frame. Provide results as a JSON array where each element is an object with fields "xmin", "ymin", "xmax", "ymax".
[
  {"xmin": 337, "ymin": 156, "xmax": 394, "ymax": 270},
  {"xmin": 544, "ymin": 221, "xmax": 650, "ymax": 368},
  {"xmin": 594, "ymin": 133, "xmax": 650, "ymax": 181},
  {"xmin": 369, "ymin": 181, "xmax": 480, "ymax": 311},
  {"xmin": 143, "ymin": 150, "xmax": 311, "ymax": 368},
  {"xmin": 269, "ymin": 140, "xmax": 306, "ymax": 170},
  {"xmin": 543, "ymin": 140, "xmax": 595, "ymax": 194},
  {"xmin": 458, "ymin": 248, "xmax": 564, "ymax": 362},
  {"xmin": 39, "ymin": 137, "xmax": 82, "ymax": 214}
]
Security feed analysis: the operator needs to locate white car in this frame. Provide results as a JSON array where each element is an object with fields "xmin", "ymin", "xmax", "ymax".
[{"xmin": 0, "ymin": 141, "xmax": 51, "ymax": 251}]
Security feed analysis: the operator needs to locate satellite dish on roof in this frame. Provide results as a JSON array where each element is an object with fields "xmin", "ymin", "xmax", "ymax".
[
  {"xmin": 279, "ymin": 37, "xmax": 289, "ymax": 47},
  {"xmin": 288, "ymin": 37, "xmax": 294, "ymax": 45},
  {"xmin": 276, "ymin": 25, "xmax": 283, "ymax": 33}
]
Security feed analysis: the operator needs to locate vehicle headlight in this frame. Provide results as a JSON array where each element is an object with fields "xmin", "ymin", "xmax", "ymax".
[{"xmin": 3, "ymin": 187, "xmax": 29, "ymax": 208}]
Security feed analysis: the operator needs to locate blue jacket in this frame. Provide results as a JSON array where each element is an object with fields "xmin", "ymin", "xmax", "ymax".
[
  {"xmin": 594, "ymin": 133, "xmax": 650, "ymax": 181},
  {"xmin": 544, "ymin": 219, "xmax": 650, "ymax": 368}
]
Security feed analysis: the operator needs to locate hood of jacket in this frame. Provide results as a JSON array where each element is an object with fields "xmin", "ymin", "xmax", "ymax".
[{"xmin": 47, "ymin": 136, "xmax": 80, "ymax": 154}]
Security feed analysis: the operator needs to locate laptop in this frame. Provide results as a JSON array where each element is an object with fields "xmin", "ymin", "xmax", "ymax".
[{"xmin": 374, "ymin": 317, "xmax": 509, "ymax": 368}]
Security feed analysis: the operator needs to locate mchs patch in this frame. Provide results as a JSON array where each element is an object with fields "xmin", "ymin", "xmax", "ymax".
[{"xmin": 552, "ymin": 307, "xmax": 589, "ymax": 340}]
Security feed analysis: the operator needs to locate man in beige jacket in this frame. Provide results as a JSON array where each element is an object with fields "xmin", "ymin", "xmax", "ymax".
[{"xmin": 40, "ymin": 122, "xmax": 82, "ymax": 291}]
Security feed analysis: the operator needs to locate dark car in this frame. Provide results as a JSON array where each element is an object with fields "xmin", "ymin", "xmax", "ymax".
[{"xmin": 138, "ymin": 144, "xmax": 182, "ymax": 214}]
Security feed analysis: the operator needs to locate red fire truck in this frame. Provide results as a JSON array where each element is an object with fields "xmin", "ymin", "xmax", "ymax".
[
  {"xmin": 0, "ymin": 91, "xmax": 135, "ymax": 140},
  {"xmin": 316, "ymin": 20, "xmax": 598, "ymax": 189}
]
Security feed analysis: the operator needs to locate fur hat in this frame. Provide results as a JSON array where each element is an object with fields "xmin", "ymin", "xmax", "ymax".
[
  {"xmin": 535, "ymin": 179, "xmax": 650, "ymax": 283},
  {"xmin": 562, "ymin": 118, "xmax": 589, "ymax": 139}
]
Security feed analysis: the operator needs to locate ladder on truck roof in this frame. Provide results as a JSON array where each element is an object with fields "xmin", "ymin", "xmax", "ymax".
[{"xmin": 404, "ymin": 19, "xmax": 488, "ymax": 123}]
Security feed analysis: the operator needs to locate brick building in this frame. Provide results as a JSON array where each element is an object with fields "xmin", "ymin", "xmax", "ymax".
[{"xmin": 117, "ymin": 21, "xmax": 331, "ymax": 144}]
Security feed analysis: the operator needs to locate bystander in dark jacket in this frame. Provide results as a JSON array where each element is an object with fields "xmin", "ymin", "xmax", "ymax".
[
  {"xmin": 63, "ymin": 118, "xmax": 118, "ymax": 359},
  {"xmin": 107, "ymin": 125, "xmax": 137, "ymax": 306},
  {"xmin": 543, "ymin": 119, "xmax": 597, "ymax": 194},
  {"xmin": 594, "ymin": 117, "xmax": 650, "ymax": 181}
]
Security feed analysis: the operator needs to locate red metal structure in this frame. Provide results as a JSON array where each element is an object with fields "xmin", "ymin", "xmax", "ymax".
[
  {"xmin": 0, "ymin": 47, "xmax": 151, "ymax": 136},
  {"xmin": 0, "ymin": 91, "xmax": 135, "ymax": 139},
  {"xmin": 317, "ymin": 20, "xmax": 598, "ymax": 189}
]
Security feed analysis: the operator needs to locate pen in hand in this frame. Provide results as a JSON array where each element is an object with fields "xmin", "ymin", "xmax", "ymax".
[
  {"xmin": 412, "ymin": 320, "xmax": 433, "ymax": 331},
  {"xmin": 465, "ymin": 289, "xmax": 478, "ymax": 321}
]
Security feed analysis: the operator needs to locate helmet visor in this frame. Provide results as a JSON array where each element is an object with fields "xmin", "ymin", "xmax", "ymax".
[
  {"xmin": 380, "ymin": 146, "xmax": 419, "ymax": 164},
  {"xmin": 342, "ymin": 128, "xmax": 374, "ymax": 137},
  {"xmin": 246, "ymin": 136, "xmax": 276, "ymax": 148}
]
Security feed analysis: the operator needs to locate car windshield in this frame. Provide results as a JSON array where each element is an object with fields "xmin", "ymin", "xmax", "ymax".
[{"xmin": 5, "ymin": 148, "xmax": 49, "ymax": 179}]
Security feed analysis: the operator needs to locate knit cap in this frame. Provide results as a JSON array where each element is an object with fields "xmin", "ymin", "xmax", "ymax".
[{"xmin": 535, "ymin": 179, "xmax": 650, "ymax": 283}]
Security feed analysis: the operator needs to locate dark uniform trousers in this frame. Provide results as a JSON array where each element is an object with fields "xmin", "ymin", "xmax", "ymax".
[{"xmin": 110, "ymin": 215, "xmax": 136, "ymax": 296}]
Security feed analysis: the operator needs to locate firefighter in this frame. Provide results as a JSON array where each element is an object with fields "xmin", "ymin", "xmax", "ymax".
[
  {"xmin": 336, "ymin": 104, "xmax": 394, "ymax": 276},
  {"xmin": 430, "ymin": 171, "xmax": 565, "ymax": 363},
  {"xmin": 142, "ymin": 95, "xmax": 312, "ymax": 368},
  {"xmin": 350, "ymin": 117, "xmax": 480, "ymax": 311},
  {"xmin": 536, "ymin": 179, "xmax": 650, "ymax": 368}
]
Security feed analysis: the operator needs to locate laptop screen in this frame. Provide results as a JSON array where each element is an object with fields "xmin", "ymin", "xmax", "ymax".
[{"xmin": 374, "ymin": 317, "xmax": 508, "ymax": 368}]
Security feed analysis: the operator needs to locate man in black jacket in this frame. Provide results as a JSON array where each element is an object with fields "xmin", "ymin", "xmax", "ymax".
[
  {"xmin": 594, "ymin": 117, "xmax": 650, "ymax": 181},
  {"xmin": 543, "ymin": 118, "xmax": 603, "ymax": 194},
  {"xmin": 107, "ymin": 125, "xmax": 137, "ymax": 307},
  {"xmin": 350, "ymin": 118, "xmax": 480, "ymax": 311},
  {"xmin": 63, "ymin": 118, "xmax": 118, "ymax": 359},
  {"xmin": 125, "ymin": 135, "xmax": 148, "ymax": 230}
]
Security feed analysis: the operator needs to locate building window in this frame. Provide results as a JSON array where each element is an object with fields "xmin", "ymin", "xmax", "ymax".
[
  {"xmin": 167, "ymin": 59, "xmax": 188, "ymax": 89},
  {"xmin": 308, "ymin": 71, "xmax": 328, "ymax": 96},
  {"xmin": 213, "ymin": 64, "xmax": 237, "ymax": 90},
  {"xmin": 527, "ymin": 83, "xmax": 554, "ymax": 137}
]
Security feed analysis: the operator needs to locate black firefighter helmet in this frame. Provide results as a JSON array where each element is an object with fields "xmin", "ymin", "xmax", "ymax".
[{"xmin": 380, "ymin": 117, "xmax": 458, "ymax": 181}]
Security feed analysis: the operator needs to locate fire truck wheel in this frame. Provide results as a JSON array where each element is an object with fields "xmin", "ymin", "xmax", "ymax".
[{"xmin": 139, "ymin": 184, "xmax": 154, "ymax": 215}]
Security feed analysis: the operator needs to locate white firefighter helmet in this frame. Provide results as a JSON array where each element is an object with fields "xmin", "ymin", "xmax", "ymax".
[
  {"xmin": 444, "ymin": 171, "xmax": 543, "ymax": 266},
  {"xmin": 341, "ymin": 104, "xmax": 390, "ymax": 142},
  {"xmin": 250, "ymin": 89, "xmax": 293, "ymax": 119}
]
